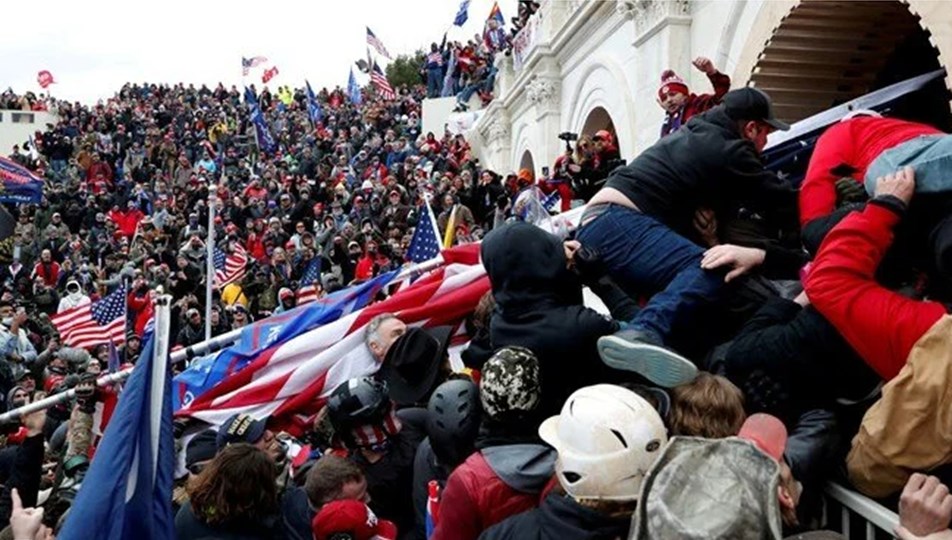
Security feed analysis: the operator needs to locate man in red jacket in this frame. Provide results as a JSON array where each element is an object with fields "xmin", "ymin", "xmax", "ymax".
[
  {"xmin": 432, "ymin": 347, "xmax": 555, "ymax": 540},
  {"xmin": 799, "ymin": 114, "xmax": 944, "ymax": 252},
  {"xmin": 806, "ymin": 166, "xmax": 952, "ymax": 498}
]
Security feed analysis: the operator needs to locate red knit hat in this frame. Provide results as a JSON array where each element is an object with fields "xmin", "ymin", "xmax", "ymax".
[{"xmin": 658, "ymin": 69, "xmax": 689, "ymax": 100}]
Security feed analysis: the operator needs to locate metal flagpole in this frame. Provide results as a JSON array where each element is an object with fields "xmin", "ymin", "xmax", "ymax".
[
  {"xmin": 205, "ymin": 183, "xmax": 218, "ymax": 342},
  {"xmin": 153, "ymin": 294, "xmax": 172, "ymax": 397}
]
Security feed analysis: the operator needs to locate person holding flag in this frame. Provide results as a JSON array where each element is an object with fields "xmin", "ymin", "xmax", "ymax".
[{"xmin": 483, "ymin": 2, "xmax": 509, "ymax": 54}]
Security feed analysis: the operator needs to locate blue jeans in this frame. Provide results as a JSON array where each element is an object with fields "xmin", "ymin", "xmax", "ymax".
[
  {"xmin": 576, "ymin": 205, "xmax": 724, "ymax": 341},
  {"xmin": 426, "ymin": 68, "xmax": 443, "ymax": 98}
]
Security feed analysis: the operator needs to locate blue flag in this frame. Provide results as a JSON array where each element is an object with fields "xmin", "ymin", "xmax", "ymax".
[
  {"xmin": 454, "ymin": 0, "xmax": 470, "ymax": 26},
  {"xmin": 0, "ymin": 157, "xmax": 43, "ymax": 204},
  {"xmin": 58, "ymin": 333, "xmax": 174, "ymax": 540},
  {"xmin": 244, "ymin": 86, "xmax": 277, "ymax": 154},
  {"xmin": 305, "ymin": 80, "xmax": 324, "ymax": 125},
  {"xmin": 173, "ymin": 271, "xmax": 398, "ymax": 409},
  {"xmin": 348, "ymin": 68, "xmax": 362, "ymax": 106}
]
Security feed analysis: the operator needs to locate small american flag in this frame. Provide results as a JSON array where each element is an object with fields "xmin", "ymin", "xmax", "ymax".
[
  {"xmin": 242, "ymin": 56, "xmax": 268, "ymax": 76},
  {"xmin": 296, "ymin": 258, "xmax": 322, "ymax": 305},
  {"xmin": 406, "ymin": 201, "xmax": 442, "ymax": 263},
  {"xmin": 366, "ymin": 27, "xmax": 392, "ymax": 59},
  {"xmin": 371, "ymin": 63, "xmax": 396, "ymax": 100},
  {"xmin": 52, "ymin": 285, "xmax": 127, "ymax": 350},
  {"xmin": 214, "ymin": 243, "xmax": 248, "ymax": 288}
]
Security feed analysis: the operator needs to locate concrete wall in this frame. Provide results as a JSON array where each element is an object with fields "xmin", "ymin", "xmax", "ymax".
[{"xmin": 0, "ymin": 110, "xmax": 58, "ymax": 157}]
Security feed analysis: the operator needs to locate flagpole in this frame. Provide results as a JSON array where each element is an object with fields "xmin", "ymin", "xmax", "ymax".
[
  {"xmin": 154, "ymin": 293, "xmax": 172, "ymax": 388},
  {"xmin": 205, "ymin": 183, "xmax": 217, "ymax": 342}
]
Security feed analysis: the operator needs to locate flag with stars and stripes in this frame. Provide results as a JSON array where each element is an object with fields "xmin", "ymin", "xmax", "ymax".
[
  {"xmin": 296, "ymin": 257, "xmax": 323, "ymax": 305},
  {"xmin": 214, "ymin": 243, "xmax": 248, "ymax": 288},
  {"xmin": 366, "ymin": 27, "xmax": 392, "ymax": 59},
  {"xmin": 52, "ymin": 285, "xmax": 127, "ymax": 350},
  {"xmin": 406, "ymin": 200, "xmax": 442, "ymax": 263},
  {"xmin": 371, "ymin": 62, "xmax": 396, "ymax": 100},
  {"xmin": 242, "ymin": 56, "xmax": 268, "ymax": 76}
]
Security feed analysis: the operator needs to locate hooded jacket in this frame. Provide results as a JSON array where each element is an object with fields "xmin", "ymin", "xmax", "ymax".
[
  {"xmin": 481, "ymin": 222, "xmax": 618, "ymax": 417},
  {"xmin": 432, "ymin": 444, "xmax": 556, "ymax": 540},
  {"xmin": 479, "ymin": 492, "xmax": 631, "ymax": 540},
  {"xmin": 56, "ymin": 280, "xmax": 91, "ymax": 313}
]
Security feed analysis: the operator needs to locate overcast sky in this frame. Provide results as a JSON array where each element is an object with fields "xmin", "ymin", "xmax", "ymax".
[{"xmin": 1, "ymin": 0, "xmax": 517, "ymax": 104}]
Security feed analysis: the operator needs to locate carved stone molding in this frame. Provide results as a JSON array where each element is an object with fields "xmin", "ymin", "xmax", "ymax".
[
  {"xmin": 628, "ymin": 0, "xmax": 691, "ymax": 46},
  {"xmin": 526, "ymin": 76, "xmax": 560, "ymax": 107}
]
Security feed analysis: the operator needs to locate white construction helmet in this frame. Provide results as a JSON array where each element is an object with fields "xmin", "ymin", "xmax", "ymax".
[{"xmin": 539, "ymin": 384, "xmax": 667, "ymax": 501}]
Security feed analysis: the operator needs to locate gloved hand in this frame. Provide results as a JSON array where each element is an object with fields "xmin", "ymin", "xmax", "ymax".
[
  {"xmin": 835, "ymin": 177, "xmax": 868, "ymax": 207},
  {"xmin": 74, "ymin": 372, "xmax": 99, "ymax": 414}
]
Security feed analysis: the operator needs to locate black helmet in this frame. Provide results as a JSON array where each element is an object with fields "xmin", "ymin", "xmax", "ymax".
[
  {"xmin": 326, "ymin": 377, "xmax": 391, "ymax": 432},
  {"xmin": 426, "ymin": 378, "xmax": 481, "ymax": 467}
]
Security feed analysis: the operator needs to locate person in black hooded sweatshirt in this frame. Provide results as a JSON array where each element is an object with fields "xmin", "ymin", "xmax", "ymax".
[{"xmin": 480, "ymin": 221, "xmax": 623, "ymax": 417}]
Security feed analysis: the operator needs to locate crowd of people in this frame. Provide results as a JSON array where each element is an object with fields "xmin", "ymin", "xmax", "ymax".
[{"xmin": 0, "ymin": 36, "xmax": 950, "ymax": 540}]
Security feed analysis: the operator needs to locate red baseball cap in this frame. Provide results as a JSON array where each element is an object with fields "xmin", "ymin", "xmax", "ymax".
[
  {"xmin": 738, "ymin": 413, "xmax": 787, "ymax": 462},
  {"xmin": 311, "ymin": 500, "xmax": 397, "ymax": 540}
]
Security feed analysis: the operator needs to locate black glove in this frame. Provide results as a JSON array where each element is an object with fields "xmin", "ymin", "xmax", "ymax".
[
  {"xmin": 74, "ymin": 372, "xmax": 99, "ymax": 414},
  {"xmin": 835, "ymin": 177, "xmax": 868, "ymax": 207}
]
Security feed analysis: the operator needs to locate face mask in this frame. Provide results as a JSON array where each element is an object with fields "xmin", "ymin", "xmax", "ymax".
[{"xmin": 2, "ymin": 318, "xmax": 12, "ymax": 327}]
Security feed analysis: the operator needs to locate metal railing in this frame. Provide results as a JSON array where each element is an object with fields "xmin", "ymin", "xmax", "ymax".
[{"xmin": 824, "ymin": 482, "xmax": 899, "ymax": 539}]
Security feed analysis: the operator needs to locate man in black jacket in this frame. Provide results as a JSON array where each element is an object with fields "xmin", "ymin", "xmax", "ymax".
[
  {"xmin": 481, "ymin": 221, "xmax": 622, "ymax": 417},
  {"xmin": 576, "ymin": 88, "xmax": 793, "ymax": 388}
]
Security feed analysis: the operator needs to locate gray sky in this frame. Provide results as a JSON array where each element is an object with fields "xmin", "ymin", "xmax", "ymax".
[{"xmin": 1, "ymin": 0, "xmax": 517, "ymax": 104}]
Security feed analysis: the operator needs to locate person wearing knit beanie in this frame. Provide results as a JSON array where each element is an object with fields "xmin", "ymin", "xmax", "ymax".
[{"xmin": 658, "ymin": 56, "xmax": 732, "ymax": 138}]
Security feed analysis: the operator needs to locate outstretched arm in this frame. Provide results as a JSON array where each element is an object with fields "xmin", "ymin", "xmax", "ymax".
[{"xmin": 805, "ymin": 167, "xmax": 946, "ymax": 380}]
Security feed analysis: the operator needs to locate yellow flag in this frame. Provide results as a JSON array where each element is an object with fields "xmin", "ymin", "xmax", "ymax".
[{"xmin": 443, "ymin": 205, "xmax": 458, "ymax": 249}]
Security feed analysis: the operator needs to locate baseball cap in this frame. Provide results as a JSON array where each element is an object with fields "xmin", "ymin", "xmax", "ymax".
[
  {"xmin": 216, "ymin": 413, "xmax": 267, "ymax": 449},
  {"xmin": 722, "ymin": 88, "xmax": 790, "ymax": 131},
  {"xmin": 311, "ymin": 500, "xmax": 397, "ymax": 540},
  {"xmin": 185, "ymin": 429, "xmax": 218, "ymax": 470},
  {"xmin": 737, "ymin": 413, "xmax": 788, "ymax": 462}
]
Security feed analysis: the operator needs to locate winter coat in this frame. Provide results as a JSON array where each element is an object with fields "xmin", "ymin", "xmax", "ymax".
[
  {"xmin": 805, "ymin": 199, "xmax": 952, "ymax": 498},
  {"xmin": 604, "ymin": 106, "xmax": 796, "ymax": 239},
  {"xmin": 482, "ymin": 222, "xmax": 618, "ymax": 417},
  {"xmin": 433, "ymin": 444, "xmax": 556, "ymax": 540},
  {"xmin": 479, "ymin": 492, "xmax": 631, "ymax": 540},
  {"xmin": 175, "ymin": 501, "xmax": 281, "ymax": 540},
  {"xmin": 350, "ymin": 407, "xmax": 428, "ymax": 540}
]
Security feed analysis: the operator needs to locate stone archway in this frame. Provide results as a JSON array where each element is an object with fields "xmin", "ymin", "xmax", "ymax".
[
  {"xmin": 731, "ymin": 0, "xmax": 951, "ymax": 128},
  {"xmin": 519, "ymin": 149, "xmax": 536, "ymax": 175},
  {"xmin": 580, "ymin": 106, "xmax": 616, "ymax": 139}
]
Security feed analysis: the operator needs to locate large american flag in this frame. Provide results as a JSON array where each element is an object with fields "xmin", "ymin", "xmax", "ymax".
[
  {"xmin": 242, "ymin": 56, "xmax": 268, "ymax": 76},
  {"xmin": 176, "ymin": 245, "xmax": 485, "ymax": 433},
  {"xmin": 52, "ymin": 285, "xmax": 127, "ymax": 350},
  {"xmin": 214, "ymin": 243, "xmax": 248, "ymax": 288},
  {"xmin": 366, "ymin": 27, "xmax": 392, "ymax": 59},
  {"xmin": 371, "ymin": 63, "xmax": 396, "ymax": 100},
  {"xmin": 296, "ymin": 257, "xmax": 322, "ymax": 305}
]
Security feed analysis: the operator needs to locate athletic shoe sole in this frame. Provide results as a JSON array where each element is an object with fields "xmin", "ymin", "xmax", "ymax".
[{"xmin": 597, "ymin": 335, "xmax": 698, "ymax": 388}]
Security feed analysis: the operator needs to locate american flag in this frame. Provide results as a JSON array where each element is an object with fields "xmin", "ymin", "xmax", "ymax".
[
  {"xmin": 242, "ymin": 56, "xmax": 268, "ymax": 76},
  {"xmin": 296, "ymin": 257, "xmax": 322, "ymax": 305},
  {"xmin": 214, "ymin": 243, "xmax": 248, "ymax": 288},
  {"xmin": 407, "ymin": 200, "xmax": 442, "ymax": 263},
  {"xmin": 52, "ymin": 285, "xmax": 127, "ymax": 350},
  {"xmin": 366, "ymin": 27, "xmax": 392, "ymax": 59},
  {"xmin": 176, "ymin": 245, "xmax": 484, "ymax": 433},
  {"xmin": 371, "ymin": 63, "xmax": 396, "ymax": 100}
]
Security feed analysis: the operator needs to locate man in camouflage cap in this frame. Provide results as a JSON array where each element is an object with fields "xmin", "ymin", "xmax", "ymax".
[{"xmin": 432, "ymin": 346, "xmax": 555, "ymax": 540}]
